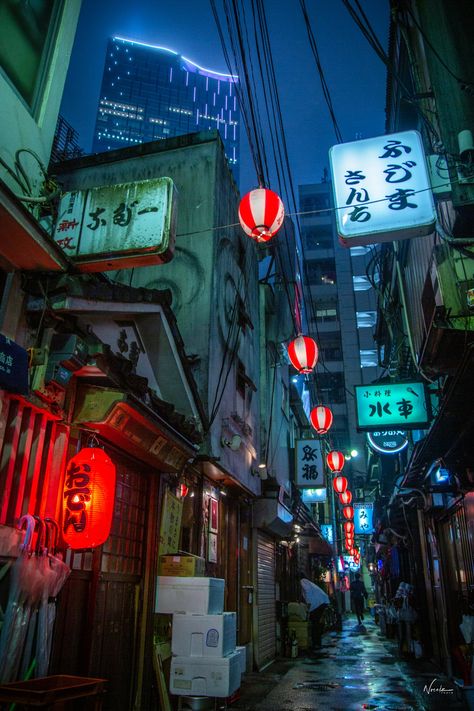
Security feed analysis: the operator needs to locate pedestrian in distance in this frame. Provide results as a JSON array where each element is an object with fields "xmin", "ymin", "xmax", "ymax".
[
  {"xmin": 299, "ymin": 572, "xmax": 330, "ymax": 650},
  {"xmin": 350, "ymin": 572, "xmax": 368, "ymax": 625}
]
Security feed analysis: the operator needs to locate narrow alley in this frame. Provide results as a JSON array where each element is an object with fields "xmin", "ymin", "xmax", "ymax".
[{"xmin": 231, "ymin": 615, "xmax": 467, "ymax": 711}]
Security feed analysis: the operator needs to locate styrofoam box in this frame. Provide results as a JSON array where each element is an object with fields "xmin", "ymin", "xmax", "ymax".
[
  {"xmin": 235, "ymin": 645, "xmax": 246, "ymax": 675},
  {"xmin": 170, "ymin": 651, "xmax": 241, "ymax": 697},
  {"xmin": 172, "ymin": 612, "xmax": 236, "ymax": 657},
  {"xmin": 155, "ymin": 576, "xmax": 224, "ymax": 614}
]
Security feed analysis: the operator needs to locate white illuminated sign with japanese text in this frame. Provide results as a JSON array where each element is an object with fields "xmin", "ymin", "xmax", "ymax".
[
  {"xmin": 329, "ymin": 131, "xmax": 436, "ymax": 246},
  {"xmin": 295, "ymin": 439, "xmax": 324, "ymax": 487}
]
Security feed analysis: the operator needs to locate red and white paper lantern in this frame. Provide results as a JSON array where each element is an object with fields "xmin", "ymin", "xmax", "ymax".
[
  {"xmin": 339, "ymin": 490, "xmax": 352, "ymax": 505},
  {"xmin": 333, "ymin": 476, "xmax": 348, "ymax": 494},
  {"xmin": 344, "ymin": 521, "xmax": 355, "ymax": 535},
  {"xmin": 310, "ymin": 406, "xmax": 333, "ymax": 435},
  {"xmin": 288, "ymin": 335, "xmax": 318, "ymax": 374},
  {"xmin": 343, "ymin": 505, "xmax": 354, "ymax": 520},
  {"xmin": 326, "ymin": 451, "xmax": 345, "ymax": 473},
  {"xmin": 238, "ymin": 188, "xmax": 284, "ymax": 242}
]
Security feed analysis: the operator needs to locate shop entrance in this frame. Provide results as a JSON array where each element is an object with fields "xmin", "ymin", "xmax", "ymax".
[{"xmin": 52, "ymin": 449, "xmax": 152, "ymax": 711}]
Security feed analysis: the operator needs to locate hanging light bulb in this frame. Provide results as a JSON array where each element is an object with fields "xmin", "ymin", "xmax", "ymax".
[
  {"xmin": 339, "ymin": 490, "xmax": 352, "ymax": 505},
  {"xmin": 287, "ymin": 335, "xmax": 318, "ymax": 374},
  {"xmin": 342, "ymin": 505, "xmax": 354, "ymax": 520},
  {"xmin": 326, "ymin": 451, "xmax": 345, "ymax": 473},
  {"xmin": 310, "ymin": 406, "xmax": 333, "ymax": 435},
  {"xmin": 238, "ymin": 188, "xmax": 284, "ymax": 242},
  {"xmin": 333, "ymin": 476, "xmax": 348, "ymax": 494}
]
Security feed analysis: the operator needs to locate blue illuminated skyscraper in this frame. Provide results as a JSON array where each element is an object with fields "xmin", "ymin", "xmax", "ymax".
[{"xmin": 93, "ymin": 37, "xmax": 240, "ymax": 180}]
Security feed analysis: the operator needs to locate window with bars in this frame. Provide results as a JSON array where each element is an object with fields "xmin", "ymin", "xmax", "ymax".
[{"xmin": 0, "ymin": 395, "xmax": 67, "ymax": 526}]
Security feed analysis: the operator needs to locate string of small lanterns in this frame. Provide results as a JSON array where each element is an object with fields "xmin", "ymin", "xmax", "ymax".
[{"xmin": 239, "ymin": 188, "xmax": 361, "ymax": 564}]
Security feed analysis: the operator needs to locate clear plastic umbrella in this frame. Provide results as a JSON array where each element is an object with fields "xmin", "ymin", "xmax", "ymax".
[
  {"xmin": 35, "ymin": 518, "xmax": 70, "ymax": 677},
  {"xmin": 0, "ymin": 514, "xmax": 43, "ymax": 682}
]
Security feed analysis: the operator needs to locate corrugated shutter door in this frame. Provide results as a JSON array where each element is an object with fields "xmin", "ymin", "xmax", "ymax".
[{"xmin": 256, "ymin": 531, "xmax": 276, "ymax": 669}]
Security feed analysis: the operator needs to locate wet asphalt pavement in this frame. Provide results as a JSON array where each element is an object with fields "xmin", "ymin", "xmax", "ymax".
[{"xmin": 230, "ymin": 615, "xmax": 468, "ymax": 711}]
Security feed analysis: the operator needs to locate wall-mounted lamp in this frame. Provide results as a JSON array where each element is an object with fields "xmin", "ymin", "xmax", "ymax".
[
  {"xmin": 251, "ymin": 463, "xmax": 268, "ymax": 480},
  {"xmin": 221, "ymin": 435, "xmax": 242, "ymax": 451}
]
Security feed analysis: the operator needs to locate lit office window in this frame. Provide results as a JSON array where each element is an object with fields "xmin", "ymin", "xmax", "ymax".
[
  {"xmin": 360, "ymin": 350, "xmax": 378, "ymax": 367},
  {"xmin": 356, "ymin": 311, "xmax": 377, "ymax": 328},
  {"xmin": 350, "ymin": 246, "xmax": 371, "ymax": 257},
  {"xmin": 353, "ymin": 276, "xmax": 373, "ymax": 291}
]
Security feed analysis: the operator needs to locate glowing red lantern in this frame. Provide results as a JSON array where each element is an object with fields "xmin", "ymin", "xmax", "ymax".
[
  {"xmin": 343, "ymin": 505, "xmax": 354, "ymax": 520},
  {"xmin": 344, "ymin": 521, "xmax": 354, "ymax": 534},
  {"xmin": 239, "ymin": 188, "xmax": 284, "ymax": 242},
  {"xmin": 310, "ymin": 406, "xmax": 333, "ymax": 435},
  {"xmin": 62, "ymin": 447, "xmax": 116, "ymax": 550},
  {"xmin": 339, "ymin": 490, "xmax": 352, "ymax": 505},
  {"xmin": 349, "ymin": 547, "xmax": 356, "ymax": 556},
  {"xmin": 179, "ymin": 483, "xmax": 189, "ymax": 498},
  {"xmin": 288, "ymin": 336, "xmax": 318, "ymax": 374},
  {"xmin": 333, "ymin": 476, "xmax": 348, "ymax": 494},
  {"xmin": 326, "ymin": 451, "xmax": 345, "ymax": 473}
]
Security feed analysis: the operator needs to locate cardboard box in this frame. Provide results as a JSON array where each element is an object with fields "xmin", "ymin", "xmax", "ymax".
[
  {"xmin": 158, "ymin": 554, "xmax": 205, "ymax": 577},
  {"xmin": 155, "ymin": 576, "xmax": 225, "ymax": 615},
  {"xmin": 172, "ymin": 612, "xmax": 236, "ymax": 657},
  {"xmin": 170, "ymin": 651, "xmax": 241, "ymax": 697}
]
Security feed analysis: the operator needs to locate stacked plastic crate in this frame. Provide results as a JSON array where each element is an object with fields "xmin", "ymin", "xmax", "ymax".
[{"xmin": 155, "ymin": 575, "xmax": 242, "ymax": 699}]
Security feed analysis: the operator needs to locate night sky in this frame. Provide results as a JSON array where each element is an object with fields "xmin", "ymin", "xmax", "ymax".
[{"xmin": 60, "ymin": 0, "xmax": 389, "ymax": 193}]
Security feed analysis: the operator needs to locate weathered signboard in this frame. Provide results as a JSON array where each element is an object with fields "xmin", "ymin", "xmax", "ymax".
[{"xmin": 54, "ymin": 177, "xmax": 177, "ymax": 271}]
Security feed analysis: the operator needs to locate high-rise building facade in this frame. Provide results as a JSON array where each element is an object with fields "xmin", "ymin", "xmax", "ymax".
[
  {"xmin": 92, "ymin": 37, "xmax": 240, "ymax": 180},
  {"xmin": 299, "ymin": 181, "xmax": 380, "ymax": 490}
]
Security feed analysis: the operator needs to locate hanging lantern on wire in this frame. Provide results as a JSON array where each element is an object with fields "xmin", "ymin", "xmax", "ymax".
[
  {"xmin": 326, "ymin": 451, "xmax": 345, "ymax": 473},
  {"xmin": 287, "ymin": 335, "xmax": 318, "ymax": 374},
  {"xmin": 333, "ymin": 475, "xmax": 348, "ymax": 494},
  {"xmin": 339, "ymin": 490, "xmax": 352, "ymax": 505},
  {"xmin": 344, "ymin": 521, "xmax": 355, "ymax": 535},
  {"xmin": 62, "ymin": 447, "xmax": 116, "ymax": 550},
  {"xmin": 238, "ymin": 188, "xmax": 284, "ymax": 242},
  {"xmin": 349, "ymin": 547, "xmax": 357, "ymax": 556},
  {"xmin": 343, "ymin": 505, "xmax": 354, "ymax": 520},
  {"xmin": 310, "ymin": 406, "xmax": 333, "ymax": 435}
]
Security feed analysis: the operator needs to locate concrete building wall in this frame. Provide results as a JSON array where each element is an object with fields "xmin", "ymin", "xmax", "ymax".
[
  {"xmin": 0, "ymin": 1, "xmax": 81, "ymax": 197},
  {"xmin": 55, "ymin": 132, "xmax": 261, "ymax": 494}
]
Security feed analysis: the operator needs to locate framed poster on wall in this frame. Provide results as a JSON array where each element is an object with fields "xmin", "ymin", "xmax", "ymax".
[
  {"xmin": 208, "ymin": 532, "xmax": 218, "ymax": 563},
  {"xmin": 209, "ymin": 497, "xmax": 218, "ymax": 533}
]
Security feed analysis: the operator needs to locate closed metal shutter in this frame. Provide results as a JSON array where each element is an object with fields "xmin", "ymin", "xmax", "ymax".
[{"xmin": 255, "ymin": 531, "xmax": 276, "ymax": 669}]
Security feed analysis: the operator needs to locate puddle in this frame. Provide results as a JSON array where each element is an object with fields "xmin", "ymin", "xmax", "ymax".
[{"xmin": 293, "ymin": 681, "xmax": 340, "ymax": 691}]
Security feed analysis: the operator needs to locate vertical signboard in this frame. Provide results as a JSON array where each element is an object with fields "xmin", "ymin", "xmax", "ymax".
[
  {"xmin": 295, "ymin": 439, "xmax": 324, "ymax": 487},
  {"xmin": 158, "ymin": 489, "xmax": 183, "ymax": 555},
  {"xmin": 354, "ymin": 503, "xmax": 375, "ymax": 534}
]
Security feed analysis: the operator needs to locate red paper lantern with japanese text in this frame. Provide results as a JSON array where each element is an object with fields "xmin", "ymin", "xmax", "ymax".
[
  {"xmin": 326, "ymin": 451, "xmax": 345, "ymax": 473},
  {"xmin": 239, "ymin": 188, "xmax": 284, "ymax": 242},
  {"xmin": 288, "ymin": 336, "xmax": 318, "ymax": 374},
  {"xmin": 310, "ymin": 405, "xmax": 333, "ymax": 435},
  {"xmin": 343, "ymin": 505, "xmax": 354, "ymax": 520},
  {"xmin": 339, "ymin": 490, "xmax": 352, "ymax": 505},
  {"xmin": 333, "ymin": 476, "xmax": 348, "ymax": 494},
  {"xmin": 344, "ymin": 521, "xmax": 355, "ymax": 535},
  {"xmin": 62, "ymin": 447, "xmax": 116, "ymax": 550}
]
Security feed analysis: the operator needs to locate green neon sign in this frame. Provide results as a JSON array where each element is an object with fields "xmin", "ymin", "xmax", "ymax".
[{"xmin": 355, "ymin": 382, "xmax": 431, "ymax": 431}]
